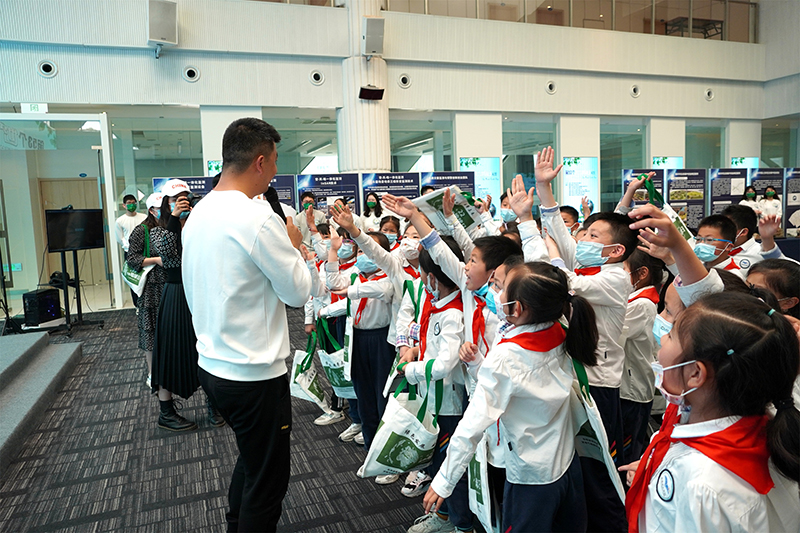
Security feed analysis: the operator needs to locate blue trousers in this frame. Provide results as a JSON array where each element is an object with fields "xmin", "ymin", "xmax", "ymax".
[
  {"xmin": 503, "ymin": 454, "xmax": 587, "ymax": 533},
  {"xmin": 350, "ymin": 326, "xmax": 393, "ymax": 449},
  {"xmin": 429, "ymin": 414, "xmax": 472, "ymax": 531}
]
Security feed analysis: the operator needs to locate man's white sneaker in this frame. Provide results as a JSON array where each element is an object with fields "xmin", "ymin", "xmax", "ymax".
[
  {"xmin": 338, "ymin": 423, "xmax": 362, "ymax": 442},
  {"xmin": 314, "ymin": 410, "xmax": 345, "ymax": 426},
  {"xmin": 407, "ymin": 513, "xmax": 455, "ymax": 533},
  {"xmin": 401, "ymin": 470, "xmax": 432, "ymax": 498},
  {"xmin": 375, "ymin": 474, "xmax": 399, "ymax": 485},
  {"xmin": 353, "ymin": 432, "xmax": 365, "ymax": 445}
]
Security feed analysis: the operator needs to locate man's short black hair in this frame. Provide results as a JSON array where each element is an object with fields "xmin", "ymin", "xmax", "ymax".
[
  {"xmin": 122, "ymin": 194, "xmax": 137, "ymax": 204},
  {"xmin": 472, "ymin": 236, "xmax": 523, "ymax": 271},
  {"xmin": 300, "ymin": 191, "xmax": 315, "ymax": 202},
  {"xmin": 222, "ymin": 118, "xmax": 281, "ymax": 174},
  {"xmin": 421, "ymin": 186, "xmax": 435, "ymax": 195},
  {"xmin": 698, "ymin": 214, "xmax": 738, "ymax": 244},
  {"xmin": 721, "ymin": 204, "xmax": 757, "ymax": 241},
  {"xmin": 584, "ymin": 212, "xmax": 639, "ymax": 261},
  {"xmin": 559, "ymin": 205, "xmax": 580, "ymax": 223}
]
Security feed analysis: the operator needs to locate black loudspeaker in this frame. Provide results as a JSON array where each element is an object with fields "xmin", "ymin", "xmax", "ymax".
[
  {"xmin": 359, "ymin": 85, "xmax": 385, "ymax": 100},
  {"xmin": 23, "ymin": 288, "xmax": 62, "ymax": 327}
]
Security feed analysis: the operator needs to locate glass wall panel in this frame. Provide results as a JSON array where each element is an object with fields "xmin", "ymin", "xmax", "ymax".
[
  {"xmin": 573, "ymin": 0, "xmax": 613, "ymax": 29},
  {"xmin": 600, "ymin": 123, "xmax": 646, "ymax": 212},
  {"xmin": 615, "ymin": 0, "xmax": 654, "ymax": 33},
  {"xmin": 686, "ymin": 125, "xmax": 722, "ymax": 169},
  {"xmin": 691, "ymin": 0, "xmax": 724, "ymax": 40},
  {"xmin": 761, "ymin": 121, "xmax": 799, "ymax": 169},
  {"xmin": 654, "ymin": 0, "xmax": 690, "ymax": 37},
  {"xmin": 265, "ymin": 112, "xmax": 339, "ymax": 175},
  {"xmin": 430, "ymin": 0, "xmax": 475, "ymax": 18},
  {"xmin": 502, "ymin": 117, "xmax": 556, "ymax": 216},
  {"xmin": 389, "ymin": 111, "xmax": 453, "ymax": 173},
  {"xmin": 527, "ymin": 0, "xmax": 570, "ymax": 26},
  {"xmin": 727, "ymin": 0, "xmax": 754, "ymax": 43}
]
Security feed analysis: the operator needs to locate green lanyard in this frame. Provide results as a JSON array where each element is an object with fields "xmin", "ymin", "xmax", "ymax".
[
  {"xmin": 404, "ymin": 280, "xmax": 425, "ymax": 322},
  {"xmin": 142, "ymin": 224, "xmax": 151, "ymax": 258},
  {"xmin": 345, "ymin": 272, "xmax": 358, "ymax": 317}
]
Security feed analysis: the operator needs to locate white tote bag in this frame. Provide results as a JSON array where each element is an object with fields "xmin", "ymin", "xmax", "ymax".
[
  {"xmin": 121, "ymin": 225, "xmax": 154, "ymax": 297},
  {"xmin": 360, "ymin": 361, "xmax": 441, "ymax": 477},
  {"xmin": 468, "ymin": 435, "xmax": 497, "ymax": 533},
  {"xmin": 316, "ymin": 318, "xmax": 357, "ymax": 400},
  {"xmin": 290, "ymin": 332, "xmax": 329, "ymax": 412}
]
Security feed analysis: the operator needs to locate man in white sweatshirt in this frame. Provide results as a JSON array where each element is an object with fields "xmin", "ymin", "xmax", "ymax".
[{"xmin": 183, "ymin": 118, "xmax": 310, "ymax": 533}]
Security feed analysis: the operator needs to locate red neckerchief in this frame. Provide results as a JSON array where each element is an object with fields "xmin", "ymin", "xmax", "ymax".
[
  {"xmin": 418, "ymin": 292, "xmax": 463, "ymax": 361},
  {"xmin": 575, "ymin": 266, "xmax": 602, "ymax": 276},
  {"xmin": 628, "ymin": 286, "xmax": 660, "ymax": 305},
  {"xmin": 722, "ymin": 258, "xmax": 740, "ymax": 271},
  {"xmin": 498, "ymin": 323, "xmax": 566, "ymax": 352},
  {"xmin": 728, "ymin": 246, "xmax": 743, "ymax": 257},
  {"xmin": 315, "ymin": 259, "xmax": 324, "ymax": 270},
  {"xmin": 626, "ymin": 404, "xmax": 774, "ymax": 533},
  {"xmin": 354, "ymin": 272, "xmax": 388, "ymax": 325},
  {"xmin": 472, "ymin": 296, "xmax": 489, "ymax": 354},
  {"xmin": 403, "ymin": 265, "xmax": 420, "ymax": 279},
  {"xmin": 330, "ymin": 260, "xmax": 357, "ymax": 303},
  {"xmin": 390, "ymin": 241, "xmax": 400, "ymax": 251}
]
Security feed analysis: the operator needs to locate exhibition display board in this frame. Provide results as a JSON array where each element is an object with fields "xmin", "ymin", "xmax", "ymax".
[
  {"xmin": 621, "ymin": 169, "xmax": 665, "ymax": 208},
  {"xmin": 296, "ymin": 173, "xmax": 361, "ymax": 215},
  {"xmin": 709, "ymin": 168, "xmax": 748, "ymax": 215},
  {"xmin": 784, "ymin": 168, "xmax": 800, "ymax": 237},
  {"xmin": 361, "ymin": 172, "xmax": 421, "ymax": 205},
  {"xmin": 460, "ymin": 158, "xmax": 501, "ymax": 219},
  {"xmin": 664, "ymin": 169, "xmax": 707, "ymax": 231},
  {"xmin": 420, "ymin": 171, "xmax": 475, "ymax": 195},
  {"xmin": 152, "ymin": 177, "xmax": 214, "ymax": 195},
  {"xmin": 562, "ymin": 157, "xmax": 599, "ymax": 223},
  {"xmin": 271, "ymin": 174, "xmax": 297, "ymax": 211}
]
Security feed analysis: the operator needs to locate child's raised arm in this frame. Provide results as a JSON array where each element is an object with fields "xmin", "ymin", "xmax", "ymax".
[{"xmin": 616, "ymin": 172, "xmax": 654, "ymax": 215}]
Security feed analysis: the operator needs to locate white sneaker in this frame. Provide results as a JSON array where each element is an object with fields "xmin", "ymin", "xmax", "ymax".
[
  {"xmin": 407, "ymin": 513, "xmax": 455, "ymax": 533},
  {"xmin": 402, "ymin": 470, "xmax": 432, "ymax": 498},
  {"xmin": 376, "ymin": 473, "xmax": 399, "ymax": 485},
  {"xmin": 353, "ymin": 432, "xmax": 365, "ymax": 445},
  {"xmin": 357, "ymin": 465, "xmax": 365, "ymax": 478},
  {"xmin": 314, "ymin": 410, "xmax": 345, "ymax": 426},
  {"xmin": 146, "ymin": 374, "xmax": 151, "ymax": 388},
  {"xmin": 338, "ymin": 423, "xmax": 362, "ymax": 442}
]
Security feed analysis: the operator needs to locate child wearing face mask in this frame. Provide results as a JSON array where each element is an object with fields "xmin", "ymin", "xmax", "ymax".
[
  {"xmin": 688, "ymin": 215, "xmax": 744, "ymax": 278},
  {"xmin": 625, "ymin": 292, "xmax": 800, "ymax": 533},
  {"xmin": 619, "ymin": 250, "xmax": 667, "ymax": 466},
  {"xmin": 757, "ymin": 186, "xmax": 782, "ymax": 219},
  {"xmin": 423, "ymin": 262, "xmax": 599, "ymax": 533},
  {"xmin": 325, "ymin": 230, "xmax": 397, "ymax": 483},
  {"xmin": 397, "ymin": 242, "xmax": 471, "ymax": 533},
  {"xmin": 380, "ymin": 215, "xmax": 402, "ymax": 253}
]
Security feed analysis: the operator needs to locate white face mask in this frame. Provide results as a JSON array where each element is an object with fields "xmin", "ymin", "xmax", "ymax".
[
  {"xmin": 496, "ymin": 300, "xmax": 518, "ymax": 322},
  {"xmin": 401, "ymin": 238, "xmax": 420, "ymax": 260},
  {"xmin": 313, "ymin": 239, "xmax": 331, "ymax": 259},
  {"xmin": 651, "ymin": 360, "xmax": 698, "ymax": 408}
]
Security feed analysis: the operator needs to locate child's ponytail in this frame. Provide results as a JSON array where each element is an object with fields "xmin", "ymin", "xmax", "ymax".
[
  {"xmin": 505, "ymin": 262, "xmax": 598, "ymax": 366},
  {"xmin": 767, "ymin": 397, "xmax": 800, "ymax": 484},
  {"xmin": 564, "ymin": 293, "xmax": 599, "ymax": 367}
]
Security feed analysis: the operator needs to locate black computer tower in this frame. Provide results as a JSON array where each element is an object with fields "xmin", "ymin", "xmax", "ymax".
[{"xmin": 23, "ymin": 288, "xmax": 62, "ymax": 326}]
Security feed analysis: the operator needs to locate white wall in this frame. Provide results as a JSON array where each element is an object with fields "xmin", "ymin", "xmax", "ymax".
[
  {"xmin": 452, "ymin": 113, "xmax": 503, "ymax": 160},
  {"xmin": 0, "ymin": 152, "xmax": 40, "ymax": 295},
  {"xmin": 646, "ymin": 118, "xmax": 685, "ymax": 164},
  {"xmin": 724, "ymin": 120, "xmax": 761, "ymax": 165},
  {"xmin": 199, "ymin": 106, "xmax": 262, "ymax": 173}
]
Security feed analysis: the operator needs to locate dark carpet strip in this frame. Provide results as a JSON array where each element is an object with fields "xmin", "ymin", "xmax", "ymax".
[{"xmin": 0, "ymin": 308, "xmax": 429, "ymax": 532}]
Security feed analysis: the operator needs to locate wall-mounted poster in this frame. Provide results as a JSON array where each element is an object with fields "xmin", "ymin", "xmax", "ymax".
[
  {"xmin": 361, "ymin": 172, "xmax": 421, "ymax": 203},
  {"xmin": 420, "ymin": 171, "xmax": 475, "ymax": 195},
  {"xmin": 709, "ymin": 168, "xmax": 749, "ymax": 215},
  {"xmin": 296, "ymin": 173, "xmax": 361, "ymax": 215},
  {"xmin": 460, "ymin": 157, "xmax": 501, "ymax": 218},
  {"xmin": 562, "ymin": 157, "xmax": 599, "ymax": 222},
  {"xmin": 207, "ymin": 160, "xmax": 223, "ymax": 176},
  {"xmin": 622, "ymin": 169, "xmax": 665, "ymax": 208},
  {"xmin": 730, "ymin": 157, "xmax": 759, "ymax": 168},
  {"xmin": 270, "ymin": 174, "xmax": 297, "ymax": 211},
  {"xmin": 665, "ymin": 169, "xmax": 707, "ymax": 231},
  {"xmin": 748, "ymin": 168, "xmax": 784, "ymax": 195},
  {"xmin": 784, "ymin": 168, "xmax": 800, "ymax": 237}
]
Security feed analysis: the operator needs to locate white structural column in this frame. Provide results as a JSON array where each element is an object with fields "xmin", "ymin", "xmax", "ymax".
[
  {"xmin": 452, "ymin": 113, "xmax": 503, "ymax": 163},
  {"xmin": 200, "ymin": 106, "xmax": 263, "ymax": 175},
  {"xmin": 724, "ymin": 120, "xmax": 761, "ymax": 166},
  {"xmin": 336, "ymin": 0, "xmax": 390, "ymax": 173},
  {"xmin": 557, "ymin": 115, "xmax": 600, "ymax": 206},
  {"xmin": 646, "ymin": 118, "xmax": 686, "ymax": 166}
]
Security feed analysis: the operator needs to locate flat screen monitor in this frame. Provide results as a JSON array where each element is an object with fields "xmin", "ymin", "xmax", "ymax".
[{"xmin": 45, "ymin": 209, "xmax": 106, "ymax": 252}]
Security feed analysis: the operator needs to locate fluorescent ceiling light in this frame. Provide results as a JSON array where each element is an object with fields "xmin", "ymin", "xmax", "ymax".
[
  {"xmin": 285, "ymin": 139, "xmax": 312, "ymax": 152},
  {"xmin": 79, "ymin": 120, "xmax": 101, "ymax": 132},
  {"xmin": 394, "ymin": 137, "xmax": 431, "ymax": 151},
  {"xmin": 307, "ymin": 141, "xmax": 333, "ymax": 155},
  {"xmin": 132, "ymin": 146, "xmax": 140, "ymax": 151}
]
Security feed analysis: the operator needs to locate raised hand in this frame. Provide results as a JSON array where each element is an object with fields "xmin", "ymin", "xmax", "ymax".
[
  {"xmin": 442, "ymin": 188, "xmax": 455, "ymax": 218},
  {"xmin": 305, "ymin": 204, "xmax": 318, "ymax": 234},
  {"xmin": 581, "ymin": 196, "xmax": 591, "ymax": 219},
  {"xmin": 628, "ymin": 204, "xmax": 684, "ymax": 250},
  {"xmin": 508, "ymin": 174, "xmax": 534, "ymax": 222},
  {"xmin": 286, "ymin": 217, "xmax": 303, "ymax": 250},
  {"xmin": 534, "ymin": 146, "xmax": 562, "ymax": 185},
  {"xmin": 299, "ymin": 244, "xmax": 315, "ymax": 262},
  {"xmin": 637, "ymin": 231, "xmax": 675, "ymax": 265},
  {"xmin": 329, "ymin": 231, "xmax": 343, "ymax": 252},
  {"xmin": 758, "ymin": 214, "xmax": 781, "ymax": 240},
  {"xmin": 332, "ymin": 203, "xmax": 357, "ymax": 232},
  {"xmin": 383, "ymin": 193, "xmax": 417, "ymax": 220}
]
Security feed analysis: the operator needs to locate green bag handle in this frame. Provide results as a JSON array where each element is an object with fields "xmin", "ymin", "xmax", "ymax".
[
  {"xmin": 573, "ymin": 360, "xmax": 590, "ymax": 401},
  {"xmin": 393, "ymin": 377, "xmax": 417, "ymax": 402},
  {"xmin": 142, "ymin": 224, "xmax": 151, "ymax": 259},
  {"xmin": 317, "ymin": 317, "xmax": 342, "ymax": 352},
  {"xmin": 403, "ymin": 280, "xmax": 425, "ymax": 322},
  {"xmin": 640, "ymin": 173, "xmax": 665, "ymax": 207},
  {"xmin": 345, "ymin": 272, "xmax": 358, "ymax": 317},
  {"xmin": 415, "ymin": 359, "xmax": 443, "ymax": 427},
  {"xmin": 300, "ymin": 331, "xmax": 317, "ymax": 372}
]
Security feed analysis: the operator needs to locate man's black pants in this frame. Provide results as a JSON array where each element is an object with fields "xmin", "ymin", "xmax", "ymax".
[{"xmin": 199, "ymin": 368, "xmax": 292, "ymax": 533}]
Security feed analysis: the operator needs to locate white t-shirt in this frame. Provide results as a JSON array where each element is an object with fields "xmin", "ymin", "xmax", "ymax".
[
  {"xmin": 115, "ymin": 212, "xmax": 146, "ymax": 252},
  {"xmin": 182, "ymin": 190, "xmax": 312, "ymax": 382}
]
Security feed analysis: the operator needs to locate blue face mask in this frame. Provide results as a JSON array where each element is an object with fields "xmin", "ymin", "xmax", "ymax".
[
  {"xmin": 338, "ymin": 243, "xmax": 355, "ymax": 259},
  {"xmin": 693, "ymin": 242, "xmax": 722, "ymax": 263},
  {"xmin": 356, "ymin": 254, "xmax": 378, "ymax": 274},
  {"xmin": 169, "ymin": 202, "xmax": 190, "ymax": 219},
  {"xmin": 500, "ymin": 208, "xmax": 517, "ymax": 223},
  {"xmin": 575, "ymin": 240, "xmax": 613, "ymax": 267},
  {"xmin": 383, "ymin": 233, "xmax": 398, "ymax": 245},
  {"xmin": 485, "ymin": 286, "xmax": 499, "ymax": 315},
  {"xmin": 652, "ymin": 314, "xmax": 672, "ymax": 347},
  {"xmin": 474, "ymin": 281, "xmax": 490, "ymax": 299}
]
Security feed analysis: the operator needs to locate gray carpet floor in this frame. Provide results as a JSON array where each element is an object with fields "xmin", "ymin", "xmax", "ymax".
[{"xmin": 0, "ymin": 308, "xmax": 428, "ymax": 532}]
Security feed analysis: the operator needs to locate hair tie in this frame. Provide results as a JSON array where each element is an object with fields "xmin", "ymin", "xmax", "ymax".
[
  {"xmin": 726, "ymin": 349, "xmax": 734, "ymax": 356},
  {"xmin": 774, "ymin": 397, "xmax": 794, "ymax": 413},
  {"xmin": 567, "ymin": 290, "xmax": 575, "ymax": 302},
  {"xmin": 767, "ymin": 308, "xmax": 776, "ymax": 317}
]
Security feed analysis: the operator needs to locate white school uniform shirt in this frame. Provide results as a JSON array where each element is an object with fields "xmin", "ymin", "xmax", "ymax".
[
  {"xmin": 294, "ymin": 208, "xmax": 328, "ymax": 249},
  {"xmin": 422, "ymin": 231, "xmax": 500, "ymax": 358},
  {"xmin": 430, "ymin": 322, "xmax": 577, "ymax": 499},
  {"xmin": 403, "ymin": 290, "xmax": 467, "ymax": 416},
  {"xmin": 758, "ymin": 198, "xmax": 782, "ymax": 218},
  {"xmin": 326, "ymin": 263, "xmax": 393, "ymax": 330},
  {"xmin": 518, "ymin": 219, "xmax": 550, "ymax": 263},
  {"xmin": 619, "ymin": 288, "xmax": 658, "ymax": 404},
  {"xmin": 738, "ymin": 198, "xmax": 760, "ymax": 213},
  {"xmin": 541, "ymin": 204, "xmax": 632, "ymax": 388},
  {"xmin": 640, "ymin": 416, "xmax": 800, "ymax": 533},
  {"xmin": 728, "ymin": 237, "xmax": 766, "ymax": 275},
  {"xmin": 395, "ymin": 278, "xmax": 424, "ymax": 347},
  {"xmin": 353, "ymin": 231, "xmax": 417, "ymax": 346}
]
